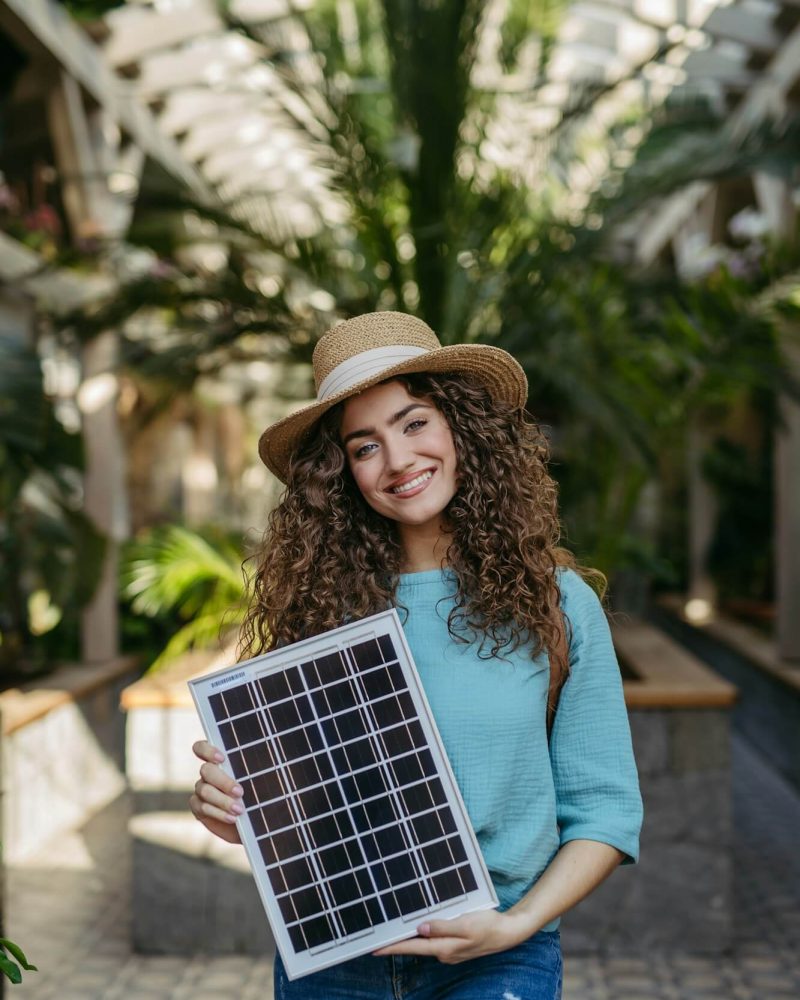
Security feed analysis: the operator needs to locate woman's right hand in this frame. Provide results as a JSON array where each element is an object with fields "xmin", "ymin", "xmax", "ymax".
[{"xmin": 189, "ymin": 740, "xmax": 244, "ymax": 844}]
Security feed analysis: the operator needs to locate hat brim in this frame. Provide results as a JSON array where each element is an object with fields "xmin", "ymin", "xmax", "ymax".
[{"xmin": 259, "ymin": 343, "xmax": 528, "ymax": 483}]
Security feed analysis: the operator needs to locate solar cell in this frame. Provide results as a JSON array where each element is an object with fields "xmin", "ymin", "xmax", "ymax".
[{"xmin": 190, "ymin": 608, "xmax": 497, "ymax": 979}]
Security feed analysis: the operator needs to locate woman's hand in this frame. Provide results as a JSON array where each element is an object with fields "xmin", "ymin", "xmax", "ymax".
[
  {"xmin": 189, "ymin": 740, "xmax": 244, "ymax": 845},
  {"xmin": 372, "ymin": 909, "xmax": 529, "ymax": 964}
]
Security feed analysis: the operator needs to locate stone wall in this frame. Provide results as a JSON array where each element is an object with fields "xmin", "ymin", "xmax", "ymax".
[
  {"xmin": 561, "ymin": 706, "xmax": 732, "ymax": 953},
  {"xmin": 1, "ymin": 657, "xmax": 138, "ymax": 863}
]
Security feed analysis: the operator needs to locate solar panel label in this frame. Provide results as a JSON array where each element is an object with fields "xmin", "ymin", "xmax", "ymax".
[{"xmin": 189, "ymin": 609, "xmax": 498, "ymax": 979}]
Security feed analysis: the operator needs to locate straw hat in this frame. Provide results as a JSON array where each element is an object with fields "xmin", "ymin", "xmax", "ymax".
[{"xmin": 259, "ymin": 311, "xmax": 528, "ymax": 482}]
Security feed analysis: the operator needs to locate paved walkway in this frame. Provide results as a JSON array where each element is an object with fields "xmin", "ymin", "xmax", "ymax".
[{"xmin": 8, "ymin": 735, "xmax": 800, "ymax": 999}]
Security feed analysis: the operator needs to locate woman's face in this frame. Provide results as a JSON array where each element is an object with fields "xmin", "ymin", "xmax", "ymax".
[{"xmin": 339, "ymin": 380, "xmax": 458, "ymax": 532}]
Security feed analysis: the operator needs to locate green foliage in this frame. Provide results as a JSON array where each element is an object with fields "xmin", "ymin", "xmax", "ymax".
[
  {"xmin": 57, "ymin": 1, "xmax": 125, "ymax": 21},
  {"xmin": 499, "ymin": 0, "xmax": 566, "ymax": 74},
  {"xmin": 40, "ymin": 0, "xmax": 800, "ymax": 605},
  {"xmin": 704, "ymin": 433, "xmax": 774, "ymax": 604},
  {"xmin": 121, "ymin": 524, "xmax": 248, "ymax": 671},
  {"xmin": 0, "ymin": 337, "xmax": 105, "ymax": 681},
  {"xmin": 0, "ymin": 936, "xmax": 37, "ymax": 984}
]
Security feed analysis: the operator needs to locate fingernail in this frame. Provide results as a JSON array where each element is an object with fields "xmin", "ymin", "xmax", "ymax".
[
  {"xmin": 230, "ymin": 802, "xmax": 243, "ymax": 815},
  {"xmin": 232, "ymin": 784, "xmax": 244, "ymax": 796},
  {"xmin": 214, "ymin": 751, "xmax": 225, "ymax": 762},
  {"xmin": 225, "ymin": 812, "xmax": 240, "ymax": 823},
  {"xmin": 417, "ymin": 922, "xmax": 431, "ymax": 937}
]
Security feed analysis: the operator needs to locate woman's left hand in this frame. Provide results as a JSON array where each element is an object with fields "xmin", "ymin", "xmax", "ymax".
[{"xmin": 372, "ymin": 909, "xmax": 529, "ymax": 964}]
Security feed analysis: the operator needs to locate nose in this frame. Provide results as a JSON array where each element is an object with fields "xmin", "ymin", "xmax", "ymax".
[{"xmin": 382, "ymin": 435, "xmax": 414, "ymax": 477}]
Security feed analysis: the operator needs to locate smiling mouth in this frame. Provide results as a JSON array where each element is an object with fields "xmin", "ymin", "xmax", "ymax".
[{"xmin": 387, "ymin": 470, "xmax": 434, "ymax": 495}]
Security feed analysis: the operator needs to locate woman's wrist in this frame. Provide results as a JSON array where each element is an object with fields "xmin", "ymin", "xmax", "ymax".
[{"xmin": 499, "ymin": 906, "xmax": 543, "ymax": 948}]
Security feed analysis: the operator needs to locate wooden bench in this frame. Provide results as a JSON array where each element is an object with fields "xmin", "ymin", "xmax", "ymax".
[{"xmin": 614, "ymin": 618, "xmax": 738, "ymax": 709}]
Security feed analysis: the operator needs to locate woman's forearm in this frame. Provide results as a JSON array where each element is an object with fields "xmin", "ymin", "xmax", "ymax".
[
  {"xmin": 506, "ymin": 839, "xmax": 625, "ymax": 940},
  {"xmin": 375, "ymin": 839, "xmax": 626, "ymax": 961}
]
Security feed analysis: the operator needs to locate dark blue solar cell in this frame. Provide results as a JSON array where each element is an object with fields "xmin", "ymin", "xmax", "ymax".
[
  {"xmin": 288, "ymin": 751, "xmax": 334, "ymax": 789},
  {"xmin": 362, "ymin": 794, "xmax": 398, "ymax": 829},
  {"xmin": 294, "ymin": 912, "xmax": 337, "ymax": 951},
  {"xmin": 373, "ymin": 825, "xmax": 407, "ymax": 857},
  {"xmin": 236, "ymin": 741, "xmax": 276, "ymax": 777},
  {"xmin": 269, "ymin": 855, "xmax": 314, "ymax": 894},
  {"xmin": 337, "ymin": 900, "xmax": 372, "ymax": 935},
  {"xmin": 377, "ymin": 633, "xmax": 396, "ymax": 662},
  {"xmin": 321, "ymin": 708, "xmax": 367, "ymax": 744},
  {"xmin": 208, "ymin": 691, "xmax": 227, "ymax": 721},
  {"xmin": 383, "ymin": 852, "xmax": 417, "ymax": 887},
  {"xmin": 258, "ymin": 672, "xmax": 292, "ymax": 704},
  {"xmin": 370, "ymin": 691, "xmax": 415, "ymax": 729},
  {"xmin": 379, "ymin": 891, "xmax": 399, "ymax": 921},
  {"xmin": 297, "ymin": 780, "xmax": 343, "ymax": 818},
  {"xmin": 267, "ymin": 698, "xmax": 303, "ymax": 732},
  {"xmin": 314, "ymin": 651, "xmax": 348, "ymax": 685},
  {"xmin": 394, "ymin": 882, "xmax": 428, "ymax": 916},
  {"xmin": 224, "ymin": 683, "xmax": 255, "ymax": 717},
  {"xmin": 350, "ymin": 638, "xmax": 382, "ymax": 670},
  {"xmin": 232, "ymin": 711, "xmax": 265, "ymax": 745}
]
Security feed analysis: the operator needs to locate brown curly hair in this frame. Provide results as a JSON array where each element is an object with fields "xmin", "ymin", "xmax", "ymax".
[{"xmin": 239, "ymin": 373, "xmax": 603, "ymax": 692}]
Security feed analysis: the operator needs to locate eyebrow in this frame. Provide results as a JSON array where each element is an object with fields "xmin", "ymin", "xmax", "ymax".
[{"xmin": 341, "ymin": 403, "xmax": 430, "ymax": 446}]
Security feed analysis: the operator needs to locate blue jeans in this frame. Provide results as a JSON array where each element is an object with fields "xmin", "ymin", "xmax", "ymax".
[{"xmin": 274, "ymin": 929, "xmax": 562, "ymax": 999}]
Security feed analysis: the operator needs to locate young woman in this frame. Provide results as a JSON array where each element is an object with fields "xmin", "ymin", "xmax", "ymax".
[{"xmin": 190, "ymin": 311, "xmax": 642, "ymax": 999}]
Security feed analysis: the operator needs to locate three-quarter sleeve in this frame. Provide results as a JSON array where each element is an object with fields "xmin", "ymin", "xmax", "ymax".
[{"xmin": 549, "ymin": 571, "xmax": 643, "ymax": 864}]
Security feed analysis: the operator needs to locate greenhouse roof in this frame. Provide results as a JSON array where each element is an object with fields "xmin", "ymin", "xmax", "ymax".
[
  {"xmin": 3, "ymin": 1, "xmax": 799, "ymax": 251},
  {"xmin": 95, "ymin": 0, "xmax": 800, "ymax": 243}
]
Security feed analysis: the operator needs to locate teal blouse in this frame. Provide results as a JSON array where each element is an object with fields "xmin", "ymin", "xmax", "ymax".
[{"xmin": 395, "ymin": 567, "xmax": 643, "ymax": 929}]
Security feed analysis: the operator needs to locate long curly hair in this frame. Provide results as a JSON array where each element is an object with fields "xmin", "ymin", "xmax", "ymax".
[{"xmin": 239, "ymin": 373, "xmax": 603, "ymax": 690}]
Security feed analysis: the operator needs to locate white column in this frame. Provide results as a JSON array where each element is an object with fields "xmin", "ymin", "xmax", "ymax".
[
  {"xmin": 79, "ymin": 332, "xmax": 129, "ymax": 662},
  {"xmin": 672, "ymin": 191, "xmax": 720, "ymax": 613},
  {"xmin": 47, "ymin": 71, "xmax": 142, "ymax": 663},
  {"xmin": 754, "ymin": 173, "xmax": 799, "ymax": 661},
  {"xmin": 775, "ymin": 337, "xmax": 800, "ymax": 661}
]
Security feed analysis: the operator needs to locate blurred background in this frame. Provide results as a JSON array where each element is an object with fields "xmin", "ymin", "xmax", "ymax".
[{"xmin": 0, "ymin": 1, "xmax": 799, "ymax": 997}]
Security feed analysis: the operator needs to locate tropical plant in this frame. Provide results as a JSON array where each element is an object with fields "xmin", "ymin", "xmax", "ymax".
[
  {"xmin": 0, "ymin": 335, "xmax": 105, "ymax": 681},
  {"xmin": 57, "ymin": 1, "xmax": 125, "ymax": 21},
  {"xmin": 39, "ymin": 1, "xmax": 800, "ymax": 602},
  {"xmin": 121, "ymin": 524, "xmax": 248, "ymax": 671},
  {"xmin": 0, "ymin": 935, "xmax": 36, "ymax": 984}
]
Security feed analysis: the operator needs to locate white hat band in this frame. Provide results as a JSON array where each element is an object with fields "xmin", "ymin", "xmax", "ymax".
[{"xmin": 317, "ymin": 345, "xmax": 429, "ymax": 402}]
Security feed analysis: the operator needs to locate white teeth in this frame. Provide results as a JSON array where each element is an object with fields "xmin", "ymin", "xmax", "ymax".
[{"xmin": 390, "ymin": 471, "xmax": 433, "ymax": 494}]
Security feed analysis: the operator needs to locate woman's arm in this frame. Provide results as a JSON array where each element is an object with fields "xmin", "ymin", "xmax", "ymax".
[
  {"xmin": 374, "ymin": 839, "xmax": 623, "ymax": 962},
  {"xmin": 189, "ymin": 740, "xmax": 244, "ymax": 845}
]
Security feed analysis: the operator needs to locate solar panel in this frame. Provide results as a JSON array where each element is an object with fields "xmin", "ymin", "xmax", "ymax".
[{"xmin": 189, "ymin": 608, "xmax": 497, "ymax": 979}]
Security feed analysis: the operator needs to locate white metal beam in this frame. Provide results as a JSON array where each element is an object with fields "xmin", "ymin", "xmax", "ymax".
[
  {"xmin": 104, "ymin": 0, "xmax": 222, "ymax": 68},
  {"xmin": 0, "ymin": 0, "xmax": 211, "ymax": 198},
  {"xmin": 704, "ymin": 5, "xmax": 783, "ymax": 55},
  {"xmin": 635, "ymin": 19, "xmax": 800, "ymax": 263}
]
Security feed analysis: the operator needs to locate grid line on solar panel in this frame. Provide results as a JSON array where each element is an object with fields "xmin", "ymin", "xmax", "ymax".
[
  {"xmin": 279, "ymin": 859, "xmax": 473, "ymax": 932},
  {"xmin": 243, "ymin": 743, "xmax": 437, "ymax": 817},
  {"xmin": 215, "ymin": 685, "xmax": 413, "ymax": 757},
  {"xmin": 270, "ymin": 830, "xmax": 472, "ymax": 899},
  {"xmin": 248, "ymin": 773, "xmax": 450, "ymax": 847},
  {"xmin": 203, "ymin": 625, "xmax": 486, "ymax": 961},
  {"xmin": 250, "ymin": 652, "xmax": 395, "ymax": 941},
  {"xmin": 280, "ymin": 657, "xmax": 428, "ymax": 928},
  {"xmin": 231, "ymin": 714, "xmax": 424, "ymax": 784},
  {"xmin": 211, "ymin": 657, "xmax": 404, "ymax": 724}
]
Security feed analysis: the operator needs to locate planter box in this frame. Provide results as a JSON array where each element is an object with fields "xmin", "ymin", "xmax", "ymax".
[
  {"xmin": 560, "ymin": 620, "xmax": 738, "ymax": 954},
  {"xmin": 654, "ymin": 596, "xmax": 800, "ymax": 792},
  {"xmin": 0, "ymin": 655, "xmax": 138, "ymax": 863}
]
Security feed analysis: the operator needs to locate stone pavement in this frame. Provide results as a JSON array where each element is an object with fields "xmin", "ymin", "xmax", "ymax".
[{"xmin": 8, "ymin": 735, "xmax": 800, "ymax": 999}]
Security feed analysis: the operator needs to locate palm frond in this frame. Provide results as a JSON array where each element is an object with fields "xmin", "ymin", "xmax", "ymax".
[{"xmin": 121, "ymin": 524, "xmax": 249, "ymax": 671}]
